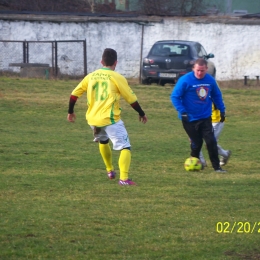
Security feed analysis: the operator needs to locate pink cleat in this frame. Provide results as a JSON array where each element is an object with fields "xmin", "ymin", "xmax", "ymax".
[
  {"xmin": 118, "ymin": 179, "xmax": 136, "ymax": 186},
  {"xmin": 107, "ymin": 171, "xmax": 116, "ymax": 179}
]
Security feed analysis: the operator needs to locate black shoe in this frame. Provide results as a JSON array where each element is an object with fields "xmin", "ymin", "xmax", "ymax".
[{"xmin": 215, "ymin": 167, "xmax": 227, "ymax": 173}]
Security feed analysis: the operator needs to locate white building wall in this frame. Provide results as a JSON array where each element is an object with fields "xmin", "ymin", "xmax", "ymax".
[{"xmin": 0, "ymin": 17, "xmax": 260, "ymax": 81}]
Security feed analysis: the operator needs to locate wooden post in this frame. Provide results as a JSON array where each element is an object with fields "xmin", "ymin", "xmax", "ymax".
[{"xmin": 244, "ymin": 76, "xmax": 248, "ymax": 85}]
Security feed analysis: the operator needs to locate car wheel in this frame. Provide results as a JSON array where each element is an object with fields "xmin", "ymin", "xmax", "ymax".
[
  {"xmin": 142, "ymin": 78, "xmax": 151, "ymax": 85},
  {"xmin": 159, "ymin": 80, "xmax": 165, "ymax": 86}
]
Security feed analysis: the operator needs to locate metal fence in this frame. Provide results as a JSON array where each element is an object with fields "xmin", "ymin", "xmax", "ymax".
[{"xmin": 0, "ymin": 40, "xmax": 86, "ymax": 78}]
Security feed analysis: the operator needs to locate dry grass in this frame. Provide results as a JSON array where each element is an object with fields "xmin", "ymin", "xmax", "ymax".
[
  {"xmin": 1, "ymin": 76, "xmax": 260, "ymax": 260},
  {"xmin": 218, "ymin": 79, "xmax": 260, "ymax": 89}
]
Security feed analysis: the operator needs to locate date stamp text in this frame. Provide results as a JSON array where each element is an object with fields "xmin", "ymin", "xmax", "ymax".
[{"xmin": 216, "ymin": 222, "xmax": 260, "ymax": 234}]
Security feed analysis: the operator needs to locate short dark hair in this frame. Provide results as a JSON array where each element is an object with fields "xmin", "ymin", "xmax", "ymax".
[
  {"xmin": 102, "ymin": 48, "xmax": 117, "ymax": 66},
  {"xmin": 194, "ymin": 58, "xmax": 208, "ymax": 67}
]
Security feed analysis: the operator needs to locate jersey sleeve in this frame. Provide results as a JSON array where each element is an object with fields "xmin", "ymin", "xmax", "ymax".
[
  {"xmin": 113, "ymin": 74, "xmax": 138, "ymax": 104},
  {"xmin": 170, "ymin": 78, "xmax": 187, "ymax": 114},
  {"xmin": 71, "ymin": 75, "xmax": 89, "ymax": 97},
  {"xmin": 210, "ymin": 81, "xmax": 225, "ymax": 113}
]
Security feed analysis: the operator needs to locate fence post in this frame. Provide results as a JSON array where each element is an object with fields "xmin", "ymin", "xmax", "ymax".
[
  {"xmin": 54, "ymin": 41, "xmax": 58, "ymax": 77},
  {"xmin": 52, "ymin": 41, "xmax": 55, "ymax": 77},
  {"xmin": 23, "ymin": 41, "xmax": 26, "ymax": 63},
  {"xmin": 84, "ymin": 39, "xmax": 87, "ymax": 75},
  {"xmin": 23, "ymin": 40, "xmax": 28, "ymax": 63},
  {"xmin": 139, "ymin": 24, "xmax": 144, "ymax": 84},
  {"xmin": 27, "ymin": 41, "xmax": 29, "ymax": 63},
  {"xmin": 256, "ymin": 76, "xmax": 259, "ymax": 86},
  {"xmin": 244, "ymin": 76, "xmax": 248, "ymax": 86}
]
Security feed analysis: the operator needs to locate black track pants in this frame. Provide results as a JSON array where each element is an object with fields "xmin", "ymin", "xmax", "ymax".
[{"xmin": 182, "ymin": 117, "xmax": 220, "ymax": 170}]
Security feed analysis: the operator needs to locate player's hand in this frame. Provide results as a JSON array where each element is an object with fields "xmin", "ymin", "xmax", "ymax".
[
  {"xmin": 67, "ymin": 113, "xmax": 76, "ymax": 122},
  {"xmin": 181, "ymin": 113, "xmax": 189, "ymax": 122},
  {"xmin": 220, "ymin": 112, "xmax": 225, "ymax": 122},
  {"xmin": 139, "ymin": 115, "xmax": 148, "ymax": 124}
]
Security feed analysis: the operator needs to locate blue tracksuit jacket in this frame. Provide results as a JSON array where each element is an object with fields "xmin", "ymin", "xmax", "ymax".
[{"xmin": 170, "ymin": 72, "xmax": 225, "ymax": 122}]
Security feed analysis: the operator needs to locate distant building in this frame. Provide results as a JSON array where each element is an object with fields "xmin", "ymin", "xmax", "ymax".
[
  {"xmin": 93, "ymin": 0, "xmax": 260, "ymax": 15},
  {"xmin": 196, "ymin": 0, "xmax": 260, "ymax": 15}
]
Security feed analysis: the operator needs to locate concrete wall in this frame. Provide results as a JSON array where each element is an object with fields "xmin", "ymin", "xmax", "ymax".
[{"xmin": 0, "ymin": 16, "xmax": 260, "ymax": 81}]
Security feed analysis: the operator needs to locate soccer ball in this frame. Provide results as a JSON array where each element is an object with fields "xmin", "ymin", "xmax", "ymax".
[{"xmin": 184, "ymin": 157, "xmax": 202, "ymax": 171}]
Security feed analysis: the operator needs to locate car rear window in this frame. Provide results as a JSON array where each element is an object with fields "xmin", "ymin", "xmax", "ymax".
[
  {"xmin": 150, "ymin": 44, "xmax": 190, "ymax": 56},
  {"xmin": 195, "ymin": 44, "xmax": 207, "ymax": 58}
]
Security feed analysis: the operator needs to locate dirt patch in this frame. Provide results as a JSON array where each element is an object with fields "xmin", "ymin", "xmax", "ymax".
[{"xmin": 225, "ymin": 249, "xmax": 260, "ymax": 260}]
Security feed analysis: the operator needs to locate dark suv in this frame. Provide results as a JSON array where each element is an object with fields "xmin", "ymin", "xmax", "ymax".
[{"xmin": 141, "ymin": 40, "xmax": 216, "ymax": 85}]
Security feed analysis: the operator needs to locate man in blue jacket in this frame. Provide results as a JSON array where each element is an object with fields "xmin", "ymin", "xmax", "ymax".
[{"xmin": 170, "ymin": 58, "xmax": 226, "ymax": 172}]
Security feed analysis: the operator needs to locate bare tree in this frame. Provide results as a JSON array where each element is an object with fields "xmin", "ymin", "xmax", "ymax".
[
  {"xmin": 178, "ymin": 0, "xmax": 205, "ymax": 16},
  {"xmin": 142, "ymin": 0, "xmax": 206, "ymax": 16},
  {"xmin": 143, "ymin": 0, "xmax": 170, "ymax": 15},
  {"xmin": 0, "ymin": 0, "xmax": 206, "ymax": 16}
]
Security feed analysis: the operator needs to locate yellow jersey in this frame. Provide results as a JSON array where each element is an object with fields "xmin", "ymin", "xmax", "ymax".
[
  {"xmin": 71, "ymin": 68, "xmax": 138, "ymax": 127},
  {"xmin": 211, "ymin": 103, "xmax": 226, "ymax": 123}
]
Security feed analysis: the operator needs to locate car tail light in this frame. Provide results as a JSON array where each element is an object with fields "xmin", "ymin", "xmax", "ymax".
[
  {"xmin": 184, "ymin": 60, "xmax": 195, "ymax": 65},
  {"xmin": 148, "ymin": 71, "xmax": 157, "ymax": 75},
  {"xmin": 143, "ymin": 58, "xmax": 154, "ymax": 65}
]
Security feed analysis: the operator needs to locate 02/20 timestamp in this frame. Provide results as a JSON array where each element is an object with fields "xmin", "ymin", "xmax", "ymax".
[{"xmin": 216, "ymin": 222, "xmax": 260, "ymax": 233}]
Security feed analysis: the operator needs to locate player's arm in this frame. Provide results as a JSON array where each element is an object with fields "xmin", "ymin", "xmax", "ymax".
[
  {"xmin": 211, "ymin": 81, "xmax": 225, "ymax": 112},
  {"xmin": 116, "ymin": 76, "xmax": 147, "ymax": 123},
  {"xmin": 67, "ymin": 78, "xmax": 88, "ymax": 122},
  {"xmin": 131, "ymin": 101, "xmax": 148, "ymax": 124},
  {"xmin": 170, "ymin": 79, "xmax": 187, "ymax": 114},
  {"xmin": 211, "ymin": 82, "xmax": 226, "ymax": 122},
  {"xmin": 67, "ymin": 95, "xmax": 78, "ymax": 122}
]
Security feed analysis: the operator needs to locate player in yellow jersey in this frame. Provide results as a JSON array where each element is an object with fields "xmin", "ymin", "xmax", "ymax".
[
  {"xmin": 199, "ymin": 103, "xmax": 231, "ymax": 167},
  {"xmin": 67, "ymin": 48, "xmax": 147, "ymax": 185}
]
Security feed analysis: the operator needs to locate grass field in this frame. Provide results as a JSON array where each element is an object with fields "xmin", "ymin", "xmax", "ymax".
[{"xmin": 1, "ymin": 76, "xmax": 260, "ymax": 260}]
